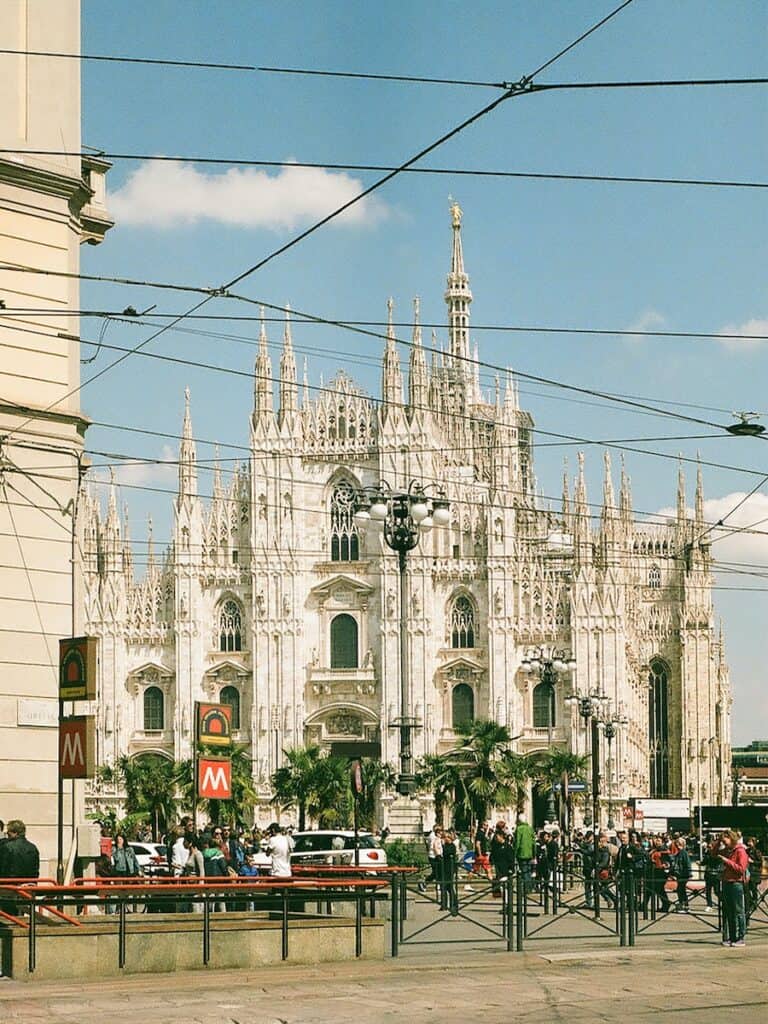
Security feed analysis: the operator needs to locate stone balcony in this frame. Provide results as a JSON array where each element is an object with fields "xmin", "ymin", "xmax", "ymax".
[{"xmin": 307, "ymin": 665, "xmax": 377, "ymax": 701}]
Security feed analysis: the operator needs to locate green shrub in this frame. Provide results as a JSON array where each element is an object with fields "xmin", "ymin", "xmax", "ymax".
[{"xmin": 384, "ymin": 838, "xmax": 428, "ymax": 868}]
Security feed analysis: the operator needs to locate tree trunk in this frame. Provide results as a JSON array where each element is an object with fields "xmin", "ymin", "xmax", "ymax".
[{"xmin": 299, "ymin": 801, "xmax": 306, "ymax": 831}]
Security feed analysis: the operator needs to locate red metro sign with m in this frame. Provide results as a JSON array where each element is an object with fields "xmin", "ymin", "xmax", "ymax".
[{"xmin": 197, "ymin": 756, "xmax": 232, "ymax": 800}]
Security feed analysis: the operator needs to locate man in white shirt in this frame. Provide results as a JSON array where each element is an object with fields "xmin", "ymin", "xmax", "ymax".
[
  {"xmin": 267, "ymin": 823, "xmax": 295, "ymax": 877},
  {"xmin": 170, "ymin": 828, "xmax": 189, "ymax": 876}
]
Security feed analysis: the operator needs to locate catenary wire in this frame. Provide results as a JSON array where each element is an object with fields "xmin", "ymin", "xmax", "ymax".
[{"xmin": 2, "ymin": 150, "xmax": 765, "ymax": 191}]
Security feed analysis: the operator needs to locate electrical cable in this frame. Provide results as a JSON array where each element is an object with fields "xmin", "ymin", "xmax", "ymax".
[{"xmin": 2, "ymin": 150, "xmax": 765, "ymax": 191}]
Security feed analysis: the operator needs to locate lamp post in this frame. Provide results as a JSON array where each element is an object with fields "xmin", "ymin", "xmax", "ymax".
[
  {"xmin": 520, "ymin": 645, "xmax": 576, "ymax": 823},
  {"xmin": 354, "ymin": 480, "xmax": 450, "ymax": 795},
  {"xmin": 565, "ymin": 688, "xmax": 609, "ymax": 829},
  {"xmin": 600, "ymin": 707, "xmax": 627, "ymax": 829}
]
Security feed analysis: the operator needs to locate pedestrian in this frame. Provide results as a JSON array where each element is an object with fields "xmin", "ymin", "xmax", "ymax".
[
  {"xmin": 442, "ymin": 829, "xmax": 459, "ymax": 912},
  {"xmin": 170, "ymin": 826, "xmax": 189, "ymax": 876},
  {"xmin": 266, "ymin": 823, "xmax": 294, "ymax": 878},
  {"xmin": 670, "ymin": 836, "xmax": 692, "ymax": 912},
  {"xmin": 489, "ymin": 821, "xmax": 512, "ymax": 897},
  {"xmin": 0, "ymin": 820, "xmax": 40, "ymax": 917},
  {"xmin": 579, "ymin": 830, "xmax": 595, "ymax": 908},
  {"xmin": 513, "ymin": 816, "xmax": 535, "ymax": 894},
  {"xmin": 745, "ymin": 836, "xmax": 762, "ymax": 913},
  {"xmin": 546, "ymin": 830, "xmax": 561, "ymax": 894},
  {"xmin": 182, "ymin": 835, "xmax": 206, "ymax": 913},
  {"xmin": 595, "ymin": 833, "xmax": 616, "ymax": 907},
  {"xmin": 718, "ymin": 829, "xmax": 749, "ymax": 947},
  {"xmin": 419, "ymin": 825, "xmax": 442, "ymax": 892},
  {"xmin": 111, "ymin": 834, "xmax": 140, "ymax": 878},
  {"xmin": 473, "ymin": 820, "xmax": 493, "ymax": 882},
  {"xmin": 643, "ymin": 835, "xmax": 671, "ymax": 913}
]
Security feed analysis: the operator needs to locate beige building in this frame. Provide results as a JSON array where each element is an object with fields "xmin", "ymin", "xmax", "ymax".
[{"xmin": 0, "ymin": 0, "xmax": 111, "ymax": 871}]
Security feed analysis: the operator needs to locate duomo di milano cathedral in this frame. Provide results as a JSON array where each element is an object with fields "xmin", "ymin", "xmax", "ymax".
[{"xmin": 83, "ymin": 205, "xmax": 732, "ymax": 825}]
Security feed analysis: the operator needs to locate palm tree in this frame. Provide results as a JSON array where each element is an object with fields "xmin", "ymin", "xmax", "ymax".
[
  {"xmin": 415, "ymin": 754, "xmax": 462, "ymax": 826},
  {"xmin": 498, "ymin": 751, "xmax": 536, "ymax": 822},
  {"xmin": 357, "ymin": 759, "xmax": 397, "ymax": 830},
  {"xmin": 535, "ymin": 748, "xmax": 588, "ymax": 832},
  {"xmin": 270, "ymin": 746, "xmax": 345, "ymax": 829},
  {"xmin": 445, "ymin": 719, "xmax": 515, "ymax": 825},
  {"xmin": 118, "ymin": 753, "xmax": 177, "ymax": 839}
]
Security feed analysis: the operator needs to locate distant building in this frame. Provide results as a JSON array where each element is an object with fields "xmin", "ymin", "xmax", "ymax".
[
  {"xmin": 732, "ymin": 741, "xmax": 768, "ymax": 805},
  {"xmin": 82, "ymin": 206, "xmax": 732, "ymax": 830},
  {"xmin": 0, "ymin": 0, "xmax": 112, "ymax": 869}
]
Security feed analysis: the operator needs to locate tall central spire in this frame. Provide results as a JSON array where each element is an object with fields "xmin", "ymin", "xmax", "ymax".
[{"xmin": 444, "ymin": 199, "xmax": 472, "ymax": 372}]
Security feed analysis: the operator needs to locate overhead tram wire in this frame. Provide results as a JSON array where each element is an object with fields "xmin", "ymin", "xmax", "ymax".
[
  {"xmin": 0, "ymin": 278, "xmax": 744, "ymax": 433},
  {"xmin": 0, "ymin": 314, "xmax": 748, "ymax": 423},
  {"xmin": 1, "ymin": 0, "xmax": 640, "ymax": 444},
  {"xmin": 6, "ymin": 306, "xmax": 768, "ymax": 349},
  {"xmin": 2, "ymin": 151, "xmax": 765, "ymax": 191}
]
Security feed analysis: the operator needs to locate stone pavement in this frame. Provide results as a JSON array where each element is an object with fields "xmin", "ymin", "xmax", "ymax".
[{"xmin": 1, "ymin": 933, "xmax": 766, "ymax": 1024}]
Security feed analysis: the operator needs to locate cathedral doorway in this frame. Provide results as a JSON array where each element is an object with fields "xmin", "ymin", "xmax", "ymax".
[{"xmin": 531, "ymin": 782, "xmax": 552, "ymax": 829}]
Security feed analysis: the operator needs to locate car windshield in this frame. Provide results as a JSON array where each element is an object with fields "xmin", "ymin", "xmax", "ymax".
[{"xmin": 293, "ymin": 833, "xmax": 379, "ymax": 853}]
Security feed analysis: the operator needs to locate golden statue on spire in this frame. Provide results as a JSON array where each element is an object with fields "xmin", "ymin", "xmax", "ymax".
[{"xmin": 449, "ymin": 197, "xmax": 462, "ymax": 227}]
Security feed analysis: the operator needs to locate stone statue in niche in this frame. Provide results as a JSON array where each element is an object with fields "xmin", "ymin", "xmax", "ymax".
[
  {"xmin": 494, "ymin": 588, "xmax": 503, "ymax": 615},
  {"xmin": 386, "ymin": 589, "xmax": 396, "ymax": 618},
  {"xmin": 411, "ymin": 591, "xmax": 421, "ymax": 617},
  {"xmin": 282, "ymin": 594, "xmax": 291, "ymax": 616},
  {"xmin": 362, "ymin": 648, "xmax": 374, "ymax": 669}
]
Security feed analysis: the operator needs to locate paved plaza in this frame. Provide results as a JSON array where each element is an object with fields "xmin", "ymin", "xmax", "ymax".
[{"xmin": 2, "ymin": 887, "xmax": 767, "ymax": 1024}]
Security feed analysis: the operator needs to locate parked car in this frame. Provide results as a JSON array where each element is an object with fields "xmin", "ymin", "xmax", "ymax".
[
  {"xmin": 128, "ymin": 842, "xmax": 169, "ymax": 877},
  {"xmin": 290, "ymin": 831, "xmax": 387, "ymax": 869}
]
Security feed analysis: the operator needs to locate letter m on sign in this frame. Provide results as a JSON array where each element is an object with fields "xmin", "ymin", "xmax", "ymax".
[
  {"xmin": 198, "ymin": 757, "xmax": 232, "ymax": 800},
  {"xmin": 60, "ymin": 716, "xmax": 95, "ymax": 779}
]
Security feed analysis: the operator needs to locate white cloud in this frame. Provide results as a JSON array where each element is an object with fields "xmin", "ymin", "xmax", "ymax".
[
  {"xmin": 658, "ymin": 490, "xmax": 768, "ymax": 566},
  {"xmin": 110, "ymin": 160, "xmax": 388, "ymax": 230},
  {"xmin": 626, "ymin": 309, "xmax": 667, "ymax": 334},
  {"xmin": 92, "ymin": 445, "xmax": 178, "ymax": 492},
  {"xmin": 718, "ymin": 316, "xmax": 768, "ymax": 350}
]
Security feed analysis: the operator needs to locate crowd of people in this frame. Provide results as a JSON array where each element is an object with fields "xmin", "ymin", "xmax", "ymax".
[{"xmin": 419, "ymin": 819, "xmax": 765, "ymax": 948}]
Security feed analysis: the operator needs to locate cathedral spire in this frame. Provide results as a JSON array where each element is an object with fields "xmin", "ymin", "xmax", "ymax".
[
  {"xmin": 573, "ymin": 452, "xmax": 592, "ymax": 567},
  {"xmin": 213, "ymin": 444, "xmax": 223, "ymax": 499},
  {"xmin": 602, "ymin": 450, "xmax": 616, "ymax": 516},
  {"xmin": 676, "ymin": 456, "xmax": 687, "ymax": 524},
  {"xmin": 178, "ymin": 386, "xmax": 198, "ymax": 504},
  {"xmin": 695, "ymin": 454, "xmax": 705, "ymax": 531},
  {"xmin": 503, "ymin": 369, "xmax": 518, "ymax": 422},
  {"xmin": 381, "ymin": 296, "xmax": 403, "ymax": 410},
  {"xmin": 408, "ymin": 296, "xmax": 429, "ymax": 418},
  {"xmin": 562, "ymin": 458, "xmax": 571, "ymax": 521},
  {"xmin": 253, "ymin": 306, "xmax": 273, "ymax": 420},
  {"xmin": 619, "ymin": 454, "xmax": 633, "ymax": 531},
  {"xmin": 279, "ymin": 304, "xmax": 298, "ymax": 424},
  {"xmin": 444, "ymin": 199, "xmax": 472, "ymax": 374},
  {"xmin": 302, "ymin": 356, "xmax": 310, "ymax": 408},
  {"xmin": 146, "ymin": 515, "xmax": 155, "ymax": 576}
]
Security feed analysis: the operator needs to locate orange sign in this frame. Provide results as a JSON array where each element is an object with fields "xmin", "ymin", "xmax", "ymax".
[
  {"xmin": 197, "ymin": 756, "xmax": 232, "ymax": 799},
  {"xmin": 59, "ymin": 636, "xmax": 98, "ymax": 701},
  {"xmin": 196, "ymin": 702, "xmax": 233, "ymax": 748},
  {"xmin": 60, "ymin": 716, "xmax": 96, "ymax": 778}
]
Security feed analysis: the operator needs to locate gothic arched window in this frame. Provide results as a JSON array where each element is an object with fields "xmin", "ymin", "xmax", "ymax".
[
  {"xmin": 649, "ymin": 659, "xmax": 670, "ymax": 797},
  {"xmin": 450, "ymin": 595, "xmax": 476, "ymax": 649},
  {"xmin": 219, "ymin": 599, "xmax": 243, "ymax": 652},
  {"xmin": 220, "ymin": 685, "xmax": 241, "ymax": 731},
  {"xmin": 143, "ymin": 686, "xmax": 164, "ymax": 731},
  {"xmin": 330, "ymin": 480, "xmax": 359, "ymax": 562},
  {"xmin": 330, "ymin": 613, "xmax": 358, "ymax": 668},
  {"xmin": 648, "ymin": 565, "xmax": 661, "ymax": 589},
  {"xmin": 452, "ymin": 683, "xmax": 474, "ymax": 730},
  {"xmin": 533, "ymin": 681, "xmax": 556, "ymax": 729}
]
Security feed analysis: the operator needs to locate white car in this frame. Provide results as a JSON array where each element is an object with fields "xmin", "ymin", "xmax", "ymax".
[
  {"xmin": 290, "ymin": 831, "xmax": 387, "ymax": 869},
  {"xmin": 128, "ymin": 842, "xmax": 169, "ymax": 877}
]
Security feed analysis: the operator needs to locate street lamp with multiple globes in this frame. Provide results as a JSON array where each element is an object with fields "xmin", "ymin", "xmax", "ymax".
[
  {"xmin": 353, "ymin": 481, "xmax": 450, "ymax": 795},
  {"xmin": 564, "ymin": 688, "xmax": 610, "ymax": 830},
  {"xmin": 519, "ymin": 646, "xmax": 576, "ymax": 821}
]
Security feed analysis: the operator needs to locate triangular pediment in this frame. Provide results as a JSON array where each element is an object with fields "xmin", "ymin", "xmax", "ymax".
[
  {"xmin": 203, "ymin": 659, "xmax": 250, "ymax": 679},
  {"xmin": 310, "ymin": 574, "xmax": 374, "ymax": 600},
  {"xmin": 438, "ymin": 654, "xmax": 484, "ymax": 676},
  {"xmin": 128, "ymin": 661, "xmax": 173, "ymax": 680}
]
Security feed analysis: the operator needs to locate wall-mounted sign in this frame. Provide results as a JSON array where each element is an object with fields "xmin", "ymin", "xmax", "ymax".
[
  {"xmin": 59, "ymin": 636, "xmax": 98, "ymax": 701},
  {"xmin": 60, "ymin": 715, "xmax": 96, "ymax": 779},
  {"xmin": 196, "ymin": 702, "xmax": 232, "ymax": 748},
  {"xmin": 17, "ymin": 698, "xmax": 58, "ymax": 728},
  {"xmin": 197, "ymin": 756, "xmax": 232, "ymax": 800}
]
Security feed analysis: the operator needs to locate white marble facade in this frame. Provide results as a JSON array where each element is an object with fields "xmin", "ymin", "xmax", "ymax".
[{"xmin": 83, "ymin": 207, "xmax": 732, "ymax": 821}]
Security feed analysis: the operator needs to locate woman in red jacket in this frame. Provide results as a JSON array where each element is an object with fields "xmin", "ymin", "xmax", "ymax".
[{"xmin": 718, "ymin": 830, "xmax": 749, "ymax": 947}]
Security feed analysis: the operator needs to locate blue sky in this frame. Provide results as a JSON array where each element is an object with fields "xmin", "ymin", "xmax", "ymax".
[{"xmin": 79, "ymin": 1, "xmax": 767, "ymax": 743}]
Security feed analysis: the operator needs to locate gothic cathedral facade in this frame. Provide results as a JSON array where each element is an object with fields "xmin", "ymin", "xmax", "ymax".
[{"xmin": 83, "ymin": 207, "xmax": 732, "ymax": 824}]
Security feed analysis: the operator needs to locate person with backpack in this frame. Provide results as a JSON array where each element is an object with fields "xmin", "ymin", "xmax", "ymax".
[{"xmin": 703, "ymin": 834, "xmax": 723, "ymax": 912}]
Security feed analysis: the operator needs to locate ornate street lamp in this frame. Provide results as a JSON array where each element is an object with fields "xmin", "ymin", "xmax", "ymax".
[
  {"xmin": 520, "ymin": 646, "xmax": 576, "ymax": 821},
  {"xmin": 565, "ymin": 688, "xmax": 609, "ymax": 832},
  {"xmin": 600, "ymin": 706, "xmax": 628, "ymax": 829},
  {"xmin": 354, "ymin": 480, "xmax": 450, "ymax": 795}
]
